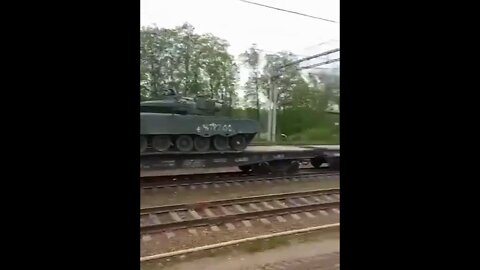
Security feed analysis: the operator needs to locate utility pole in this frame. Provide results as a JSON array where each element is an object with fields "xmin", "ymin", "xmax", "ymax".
[
  {"xmin": 271, "ymin": 78, "xmax": 277, "ymax": 142},
  {"xmin": 267, "ymin": 77, "xmax": 273, "ymax": 142},
  {"xmin": 271, "ymin": 79, "xmax": 277, "ymax": 143}
]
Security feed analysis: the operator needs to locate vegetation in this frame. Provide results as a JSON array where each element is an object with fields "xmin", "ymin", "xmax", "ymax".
[{"xmin": 140, "ymin": 23, "xmax": 339, "ymax": 144}]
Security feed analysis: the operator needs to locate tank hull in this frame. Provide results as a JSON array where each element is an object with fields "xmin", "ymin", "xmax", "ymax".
[
  {"xmin": 141, "ymin": 113, "xmax": 258, "ymax": 136},
  {"xmin": 140, "ymin": 112, "xmax": 260, "ymax": 153}
]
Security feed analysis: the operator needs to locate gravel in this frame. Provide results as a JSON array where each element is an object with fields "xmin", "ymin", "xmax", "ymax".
[{"xmin": 141, "ymin": 207, "xmax": 340, "ymax": 257}]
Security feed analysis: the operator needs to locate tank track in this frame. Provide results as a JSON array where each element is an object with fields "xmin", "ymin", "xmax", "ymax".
[{"xmin": 140, "ymin": 133, "xmax": 255, "ymax": 154}]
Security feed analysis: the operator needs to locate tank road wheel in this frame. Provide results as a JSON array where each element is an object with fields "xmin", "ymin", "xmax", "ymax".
[
  {"xmin": 193, "ymin": 136, "xmax": 210, "ymax": 152},
  {"xmin": 152, "ymin": 135, "xmax": 171, "ymax": 152},
  {"xmin": 175, "ymin": 135, "xmax": 194, "ymax": 152},
  {"xmin": 230, "ymin": 135, "xmax": 247, "ymax": 151},
  {"xmin": 213, "ymin": 135, "xmax": 229, "ymax": 151},
  {"xmin": 140, "ymin": 136, "xmax": 147, "ymax": 153}
]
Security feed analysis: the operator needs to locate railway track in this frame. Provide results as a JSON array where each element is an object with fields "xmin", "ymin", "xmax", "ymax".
[
  {"xmin": 141, "ymin": 169, "xmax": 339, "ymax": 191},
  {"xmin": 140, "ymin": 188, "xmax": 340, "ymax": 234},
  {"xmin": 140, "ymin": 167, "xmax": 327, "ymax": 184}
]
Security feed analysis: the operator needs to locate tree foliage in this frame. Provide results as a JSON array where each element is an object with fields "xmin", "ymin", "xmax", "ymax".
[
  {"xmin": 140, "ymin": 23, "xmax": 238, "ymax": 108},
  {"xmin": 239, "ymin": 44, "xmax": 262, "ymax": 120}
]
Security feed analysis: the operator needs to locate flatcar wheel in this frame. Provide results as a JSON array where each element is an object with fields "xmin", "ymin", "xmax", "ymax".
[
  {"xmin": 239, "ymin": 165, "xmax": 252, "ymax": 173},
  {"xmin": 152, "ymin": 135, "xmax": 171, "ymax": 152},
  {"xmin": 140, "ymin": 136, "xmax": 147, "ymax": 153},
  {"xmin": 193, "ymin": 136, "xmax": 210, "ymax": 152},
  {"xmin": 310, "ymin": 157, "xmax": 326, "ymax": 169},
  {"xmin": 175, "ymin": 135, "xmax": 194, "ymax": 152},
  {"xmin": 213, "ymin": 136, "xmax": 229, "ymax": 151},
  {"xmin": 229, "ymin": 135, "xmax": 247, "ymax": 151}
]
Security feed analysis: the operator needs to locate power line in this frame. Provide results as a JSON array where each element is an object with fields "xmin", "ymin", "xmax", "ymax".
[
  {"xmin": 302, "ymin": 39, "xmax": 339, "ymax": 50},
  {"xmin": 238, "ymin": 0, "xmax": 338, "ymax": 23},
  {"xmin": 299, "ymin": 58, "xmax": 340, "ymax": 70},
  {"xmin": 279, "ymin": 48, "xmax": 339, "ymax": 69}
]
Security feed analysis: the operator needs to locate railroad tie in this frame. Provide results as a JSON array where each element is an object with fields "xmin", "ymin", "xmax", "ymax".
[
  {"xmin": 319, "ymin": 210, "xmax": 329, "ymax": 216},
  {"xmin": 148, "ymin": 214, "xmax": 161, "ymax": 224},
  {"xmin": 290, "ymin": 213, "xmax": 302, "ymax": 220},
  {"xmin": 188, "ymin": 228, "xmax": 198, "ymax": 236},
  {"xmin": 260, "ymin": 218, "xmax": 271, "ymax": 225},
  {"xmin": 323, "ymin": 195, "xmax": 334, "ymax": 201},
  {"xmin": 311, "ymin": 196, "xmax": 324, "ymax": 203},
  {"xmin": 225, "ymin": 223, "xmax": 236, "ymax": 230},
  {"xmin": 299, "ymin": 197, "xmax": 312, "ymax": 204},
  {"xmin": 220, "ymin": 206, "xmax": 233, "ymax": 215},
  {"xmin": 169, "ymin": 211, "xmax": 183, "ymax": 222},
  {"xmin": 203, "ymin": 208, "xmax": 216, "ymax": 217},
  {"xmin": 233, "ymin": 204, "xmax": 247, "ymax": 213},
  {"xmin": 274, "ymin": 200, "xmax": 287, "ymax": 208},
  {"xmin": 287, "ymin": 199, "xmax": 300, "ymax": 206},
  {"xmin": 141, "ymin": 234, "xmax": 152, "ymax": 242},
  {"xmin": 276, "ymin": 216, "xmax": 287, "ymax": 223},
  {"xmin": 165, "ymin": 231, "xmax": 175, "ymax": 239},
  {"xmin": 261, "ymin": 201, "xmax": 275, "ymax": 209},
  {"xmin": 249, "ymin": 203, "xmax": 261, "ymax": 211},
  {"xmin": 242, "ymin": 220, "xmax": 252, "ymax": 227},
  {"xmin": 188, "ymin": 209, "xmax": 202, "ymax": 219}
]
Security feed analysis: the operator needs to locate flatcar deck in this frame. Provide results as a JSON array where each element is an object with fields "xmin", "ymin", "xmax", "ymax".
[{"xmin": 140, "ymin": 144, "xmax": 339, "ymax": 172}]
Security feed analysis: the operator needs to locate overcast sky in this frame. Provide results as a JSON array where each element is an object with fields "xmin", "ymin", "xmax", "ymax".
[
  {"xmin": 141, "ymin": 0, "xmax": 339, "ymax": 60},
  {"xmin": 141, "ymin": 0, "xmax": 339, "ymax": 100}
]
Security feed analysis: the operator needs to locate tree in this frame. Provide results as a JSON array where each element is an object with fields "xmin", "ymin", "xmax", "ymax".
[
  {"xmin": 261, "ymin": 51, "xmax": 304, "ymax": 111},
  {"xmin": 140, "ymin": 23, "xmax": 238, "ymax": 110},
  {"xmin": 310, "ymin": 70, "xmax": 340, "ymax": 111},
  {"xmin": 239, "ymin": 44, "xmax": 262, "ymax": 120}
]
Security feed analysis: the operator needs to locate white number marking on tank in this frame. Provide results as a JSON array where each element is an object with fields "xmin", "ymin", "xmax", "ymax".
[{"xmin": 196, "ymin": 123, "xmax": 234, "ymax": 133}]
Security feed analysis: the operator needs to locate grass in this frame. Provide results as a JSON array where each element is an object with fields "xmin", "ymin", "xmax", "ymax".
[{"xmin": 252, "ymin": 127, "xmax": 339, "ymax": 145}]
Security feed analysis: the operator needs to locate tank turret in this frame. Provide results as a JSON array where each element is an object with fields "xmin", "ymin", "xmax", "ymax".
[{"xmin": 140, "ymin": 89, "xmax": 222, "ymax": 116}]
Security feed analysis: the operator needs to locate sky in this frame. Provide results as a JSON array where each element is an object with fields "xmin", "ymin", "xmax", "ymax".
[
  {"xmin": 141, "ymin": 0, "xmax": 339, "ymax": 105},
  {"xmin": 141, "ymin": 0, "xmax": 339, "ymax": 67}
]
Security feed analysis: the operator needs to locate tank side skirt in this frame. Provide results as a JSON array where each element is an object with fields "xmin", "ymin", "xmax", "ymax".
[{"xmin": 141, "ymin": 114, "xmax": 259, "ymax": 136}]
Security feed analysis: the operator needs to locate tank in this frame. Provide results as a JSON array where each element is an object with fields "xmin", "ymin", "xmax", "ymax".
[{"xmin": 140, "ymin": 89, "xmax": 260, "ymax": 153}]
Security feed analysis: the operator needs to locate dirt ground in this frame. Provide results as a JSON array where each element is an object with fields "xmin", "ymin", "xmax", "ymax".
[{"xmin": 141, "ymin": 227, "xmax": 339, "ymax": 270}]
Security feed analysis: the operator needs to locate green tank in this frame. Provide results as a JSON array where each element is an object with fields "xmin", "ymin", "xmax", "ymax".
[{"xmin": 140, "ymin": 89, "xmax": 260, "ymax": 153}]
